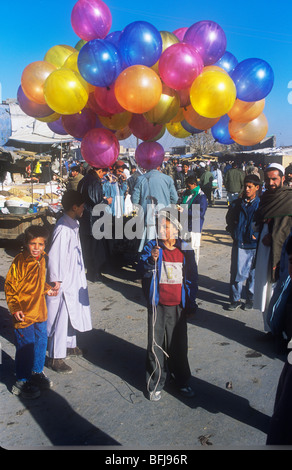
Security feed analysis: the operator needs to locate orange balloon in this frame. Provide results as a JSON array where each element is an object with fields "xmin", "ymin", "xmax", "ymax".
[
  {"xmin": 229, "ymin": 113, "xmax": 268, "ymax": 146},
  {"xmin": 115, "ymin": 126, "xmax": 132, "ymax": 140},
  {"xmin": 21, "ymin": 61, "xmax": 57, "ymax": 104},
  {"xmin": 183, "ymin": 105, "xmax": 220, "ymax": 130},
  {"xmin": 228, "ymin": 98, "xmax": 265, "ymax": 123},
  {"xmin": 114, "ymin": 65, "xmax": 162, "ymax": 114}
]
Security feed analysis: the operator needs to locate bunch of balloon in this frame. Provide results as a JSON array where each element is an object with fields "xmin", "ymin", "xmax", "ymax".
[{"xmin": 17, "ymin": 0, "xmax": 275, "ymax": 170}]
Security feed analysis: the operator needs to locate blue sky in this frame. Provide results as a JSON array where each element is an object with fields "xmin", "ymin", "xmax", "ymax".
[{"xmin": 1, "ymin": 0, "xmax": 292, "ymax": 148}]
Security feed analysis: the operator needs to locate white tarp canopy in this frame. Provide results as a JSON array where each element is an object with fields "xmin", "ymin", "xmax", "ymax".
[{"xmin": 9, "ymin": 103, "xmax": 73, "ymax": 144}]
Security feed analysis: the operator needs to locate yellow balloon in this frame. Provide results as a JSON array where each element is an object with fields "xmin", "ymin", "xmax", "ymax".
[
  {"xmin": 229, "ymin": 113, "xmax": 268, "ymax": 146},
  {"xmin": 44, "ymin": 45, "xmax": 77, "ymax": 69},
  {"xmin": 99, "ymin": 111, "xmax": 132, "ymax": 130},
  {"xmin": 63, "ymin": 52, "xmax": 95, "ymax": 93},
  {"xmin": 144, "ymin": 85, "xmax": 180, "ymax": 125},
  {"xmin": 152, "ymin": 31, "xmax": 180, "ymax": 74},
  {"xmin": 190, "ymin": 70, "xmax": 236, "ymax": 119},
  {"xmin": 36, "ymin": 112, "xmax": 61, "ymax": 123},
  {"xmin": 44, "ymin": 69, "xmax": 89, "ymax": 115},
  {"xmin": 166, "ymin": 121, "xmax": 190, "ymax": 138}
]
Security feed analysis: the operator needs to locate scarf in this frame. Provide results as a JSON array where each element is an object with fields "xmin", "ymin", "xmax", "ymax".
[
  {"xmin": 182, "ymin": 186, "xmax": 201, "ymax": 206},
  {"xmin": 255, "ymin": 186, "xmax": 292, "ymax": 222}
]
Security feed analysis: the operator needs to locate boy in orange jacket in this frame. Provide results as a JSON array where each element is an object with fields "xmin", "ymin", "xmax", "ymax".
[{"xmin": 5, "ymin": 225, "xmax": 58, "ymax": 398}]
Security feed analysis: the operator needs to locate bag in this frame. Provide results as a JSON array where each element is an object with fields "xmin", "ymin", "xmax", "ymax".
[{"xmin": 212, "ymin": 179, "xmax": 218, "ymax": 188}]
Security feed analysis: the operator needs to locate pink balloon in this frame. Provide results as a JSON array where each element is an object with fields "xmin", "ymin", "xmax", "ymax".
[
  {"xmin": 135, "ymin": 141, "xmax": 165, "ymax": 170},
  {"xmin": 71, "ymin": 0, "xmax": 112, "ymax": 41},
  {"xmin": 62, "ymin": 108, "xmax": 97, "ymax": 139},
  {"xmin": 94, "ymin": 85, "xmax": 125, "ymax": 115},
  {"xmin": 129, "ymin": 114, "xmax": 163, "ymax": 141},
  {"xmin": 81, "ymin": 128, "xmax": 119, "ymax": 168},
  {"xmin": 87, "ymin": 92, "xmax": 112, "ymax": 117},
  {"xmin": 159, "ymin": 43, "xmax": 203, "ymax": 90},
  {"xmin": 172, "ymin": 27, "xmax": 188, "ymax": 41}
]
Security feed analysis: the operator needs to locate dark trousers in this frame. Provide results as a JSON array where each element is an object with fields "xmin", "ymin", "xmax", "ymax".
[{"xmin": 146, "ymin": 304, "xmax": 191, "ymax": 392}]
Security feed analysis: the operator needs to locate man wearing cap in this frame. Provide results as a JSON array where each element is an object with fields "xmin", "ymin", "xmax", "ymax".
[
  {"xmin": 253, "ymin": 163, "xmax": 292, "ymax": 334},
  {"xmin": 66, "ymin": 165, "xmax": 84, "ymax": 191}
]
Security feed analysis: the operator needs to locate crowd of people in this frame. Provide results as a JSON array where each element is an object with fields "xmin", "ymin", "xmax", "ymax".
[{"xmin": 3, "ymin": 153, "xmax": 292, "ymax": 444}]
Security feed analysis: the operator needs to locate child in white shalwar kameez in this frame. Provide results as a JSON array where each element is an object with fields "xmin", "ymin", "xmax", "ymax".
[{"xmin": 46, "ymin": 190, "xmax": 92, "ymax": 374}]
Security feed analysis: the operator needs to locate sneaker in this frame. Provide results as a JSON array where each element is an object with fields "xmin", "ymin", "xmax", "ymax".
[
  {"xmin": 47, "ymin": 358, "xmax": 72, "ymax": 374},
  {"xmin": 228, "ymin": 301, "xmax": 241, "ymax": 311},
  {"xmin": 244, "ymin": 301, "xmax": 253, "ymax": 310},
  {"xmin": 67, "ymin": 347, "xmax": 83, "ymax": 357},
  {"xmin": 11, "ymin": 380, "xmax": 40, "ymax": 399},
  {"xmin": 179, "ymin": 386, "xmax": 195, "ymax": 398},
  {"xmin": 31, "ymin": 371, "xmax": 53, "ymax": 389},
  {"xmin": 149, "ymin": 390, "xmax": 162, "ymax": 401}
]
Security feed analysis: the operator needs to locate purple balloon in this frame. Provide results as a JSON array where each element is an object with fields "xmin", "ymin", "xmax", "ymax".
[
  {"xmin": 135, "ymin": 141, "xmax": 165, "ymax": 170},
  {"xmin": 62, "ymin": 108, "xmax": 97, "ymax": 139},
  {"xmin": 71, "ymin": 0, "xmax": 112, "ymax": 41},
  {"xmin": 17, "ymin": 85, "xmax": 53, "ymax": 118},
  {"xmin": 81, "ymin": 128, "xmax": 119, "ymax": 168},
  {"xmin": 48, "ymin": 117, "xmax": 68, "ymax": 135},
  {"xmin": 184, "ymin": 20, "xmax": 227, "ymax": 65}
]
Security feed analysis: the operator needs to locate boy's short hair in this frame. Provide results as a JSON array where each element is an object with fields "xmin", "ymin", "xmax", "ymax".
[
  {"xmin": 186, "ymin": 175, "xmax": 198, "ymax": 186},
  {"xmin": 286, "ymin": 236, "xmax": 292, "ymax": 255},
  {"xmin": 244, "ymin": 174, "xmax": 261, "ymax": 186},
  {"xmin": 61, "ymin": 190, "xmax": 85, "ymax": 211},
  {"xmin": 24, "ymin": 225, "xmax": 49, "ymax": 245}
]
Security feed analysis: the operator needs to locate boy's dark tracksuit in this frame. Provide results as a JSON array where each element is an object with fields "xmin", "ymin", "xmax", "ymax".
[{"xmin": 138, "ymin": 238, "xmax": 198, "ymax": 393}]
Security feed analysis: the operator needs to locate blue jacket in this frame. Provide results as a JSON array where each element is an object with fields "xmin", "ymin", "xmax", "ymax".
[
  {"xmin": 226, "ymin": 196, "xmax": 260, "ymax": 249},
  {"xmin": 137, "ymin": 238, "xmax": 198, "ymax": 313},
  {"xmin": 131, "ymin": 170, "xmax": 178, "ymax": 219}
]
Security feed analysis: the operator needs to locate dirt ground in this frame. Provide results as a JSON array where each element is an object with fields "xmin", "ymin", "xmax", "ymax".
[{"xmin": 0, "ymin": 195, "xmax": 288, "ymax": 452}]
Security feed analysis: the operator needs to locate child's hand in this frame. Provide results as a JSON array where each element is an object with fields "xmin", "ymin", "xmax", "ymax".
[
  {"xmin": 13, "ymin": 311, "xmax": 25, "ymax": 322},
  {"xmin": 47, "ymin": 287, "xmax": 59, "ymax": 296},
  {"xmin": 151, "ymin": 246, "xmax": 160, "ymax": 261}
]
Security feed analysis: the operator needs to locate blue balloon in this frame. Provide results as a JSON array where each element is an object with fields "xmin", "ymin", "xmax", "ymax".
[
  {"xmin": 119, "ymin": 21, "xmax": 162, "ymax": 67},
  {"xmin": 181, "ymin": 120, "xmax": 203, "ymax": 134},
  {"xmin": 215, "ymin": 51, "xmax": 238, "ymax": 74},
  {"xmin": 231, "ymin": 58, "xmax": 274, "ymax": 102},
  {"xmin": 77, "ymin": 39, "xmax": 123, "ymax": 87},
  {"xmin": 211, "ymin": 115, "xmax": 234, "ymax": 145}
]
